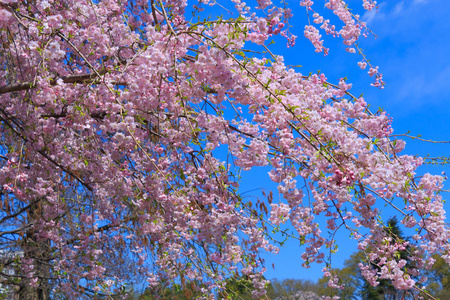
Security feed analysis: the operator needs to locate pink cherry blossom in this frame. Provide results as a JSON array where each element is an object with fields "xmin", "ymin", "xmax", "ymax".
[{"xmin": 0, "ymin": 0, "xmax": 447, "ymax": 298}]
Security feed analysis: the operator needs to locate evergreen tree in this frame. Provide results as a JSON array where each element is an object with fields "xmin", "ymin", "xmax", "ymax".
[{"xmin": 361, "ymin": 217, "xmax": 411, "ymax": 300}]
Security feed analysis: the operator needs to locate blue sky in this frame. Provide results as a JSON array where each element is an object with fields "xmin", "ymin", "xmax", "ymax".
[{"xmin": 232, "ymin": 0, "xmax": 450, "ymax": 282}]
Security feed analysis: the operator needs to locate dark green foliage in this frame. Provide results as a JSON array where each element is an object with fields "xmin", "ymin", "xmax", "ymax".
[
  {"xmin": 424, "ymin": 254, "xmax": 450, "ymax": 300},
  {"xmin": 317, "ymin": 217, "xmax": 414, "ymax": 300},
  {"xmin": 125, "ymin": 277, "xmax": 276, "ymax": 299},
  {"xmin": 127, "ymin": 280, "xmax": 205, "ymax": 300},
  {"xmin": 361, "ymin": 217, "xmax": 410, "ymax": 300},
  {"xmin": 221, "ymin": 277, "xmax": 275, "ymax": 299},
  {"xmin": 317, "ymin": 251, "xmax": 363, "ymax": 300},
  {"xmin": 270, "ymin": 278, "xmax": 321, "ymax": 298}
]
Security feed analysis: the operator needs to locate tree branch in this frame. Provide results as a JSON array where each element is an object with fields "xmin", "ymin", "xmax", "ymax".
[
  {"xmin": 0, "ymin": 197, "xmax": 43, "ymax": 225},
  {"xmin": 0, "ymin": 72, "xmax": 106, "ymax": 95}
]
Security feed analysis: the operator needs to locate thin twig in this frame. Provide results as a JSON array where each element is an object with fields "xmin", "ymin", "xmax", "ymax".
[{"xmin": 391, "ymin": 134, "xmax": 450, "ymax": 144}]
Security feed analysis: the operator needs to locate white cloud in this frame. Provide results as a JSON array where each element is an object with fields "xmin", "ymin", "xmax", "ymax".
[
  {"xmin": 362, "ymin": 9, "xmax": 378, "ymax": 24},
  {"xmin": 392, "ymin": 65, "xmax": 450, "ymax": 107},
  {"xmin": 361, "ymin": 2, "xmax": 387, "ymax": 25},
  {"xmin": 393, "ymin": 1, "xmax": 404, "ymax": 15},
  {"xmin": 362, "ymin": 1, "xmax": 425, "ymax": 30}
]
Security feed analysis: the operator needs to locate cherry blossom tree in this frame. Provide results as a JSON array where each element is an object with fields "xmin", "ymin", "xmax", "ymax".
[{"xmin": 0, "ymin": 0, "xmax": 448, "ymax": 298}]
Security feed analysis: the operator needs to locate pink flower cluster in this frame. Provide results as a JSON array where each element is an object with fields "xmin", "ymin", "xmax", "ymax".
[{"xmin": 0, "ymin": 0, "xmax": 446, "ymax": 298}]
